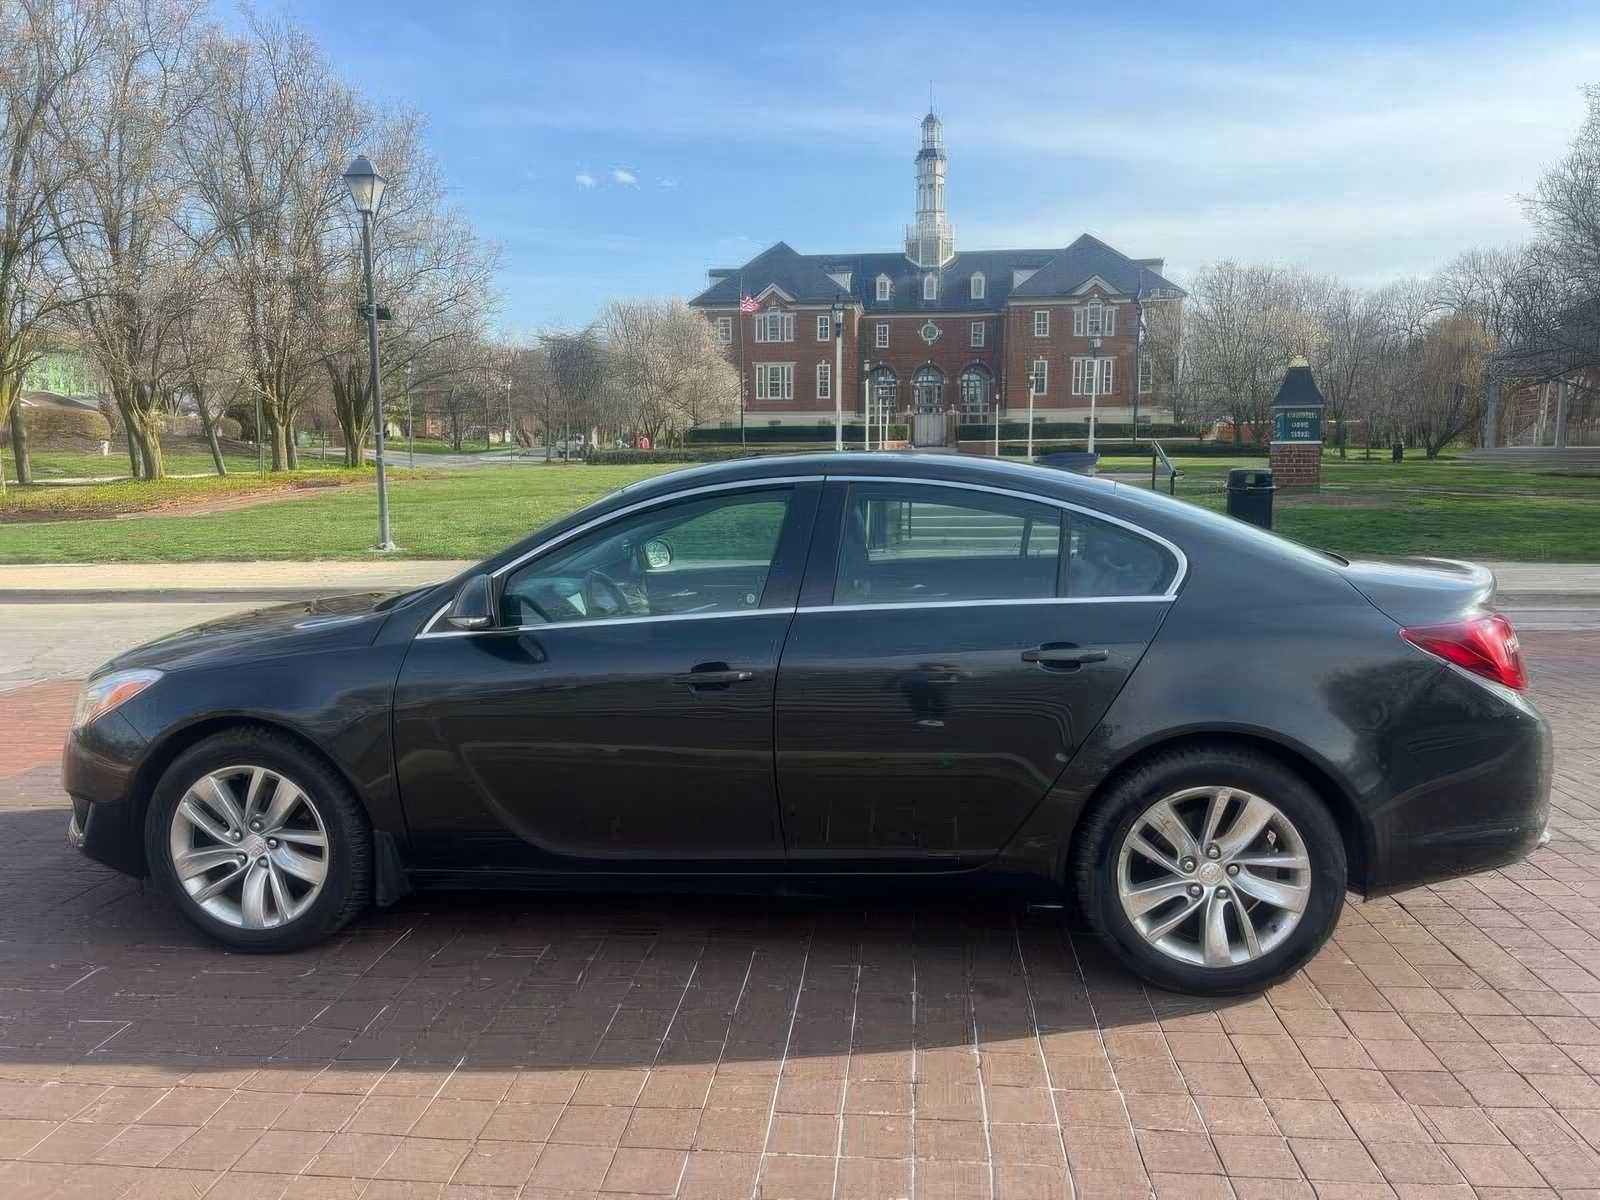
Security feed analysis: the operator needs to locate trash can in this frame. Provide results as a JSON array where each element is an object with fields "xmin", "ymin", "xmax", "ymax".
[
  {"xmin": 1391, "ymin": 442, "xmax": 1404, "ymax": 463},
  {"xmin": 1225, "ymin": 468, "xmax": 1275, "ymax": 529}
]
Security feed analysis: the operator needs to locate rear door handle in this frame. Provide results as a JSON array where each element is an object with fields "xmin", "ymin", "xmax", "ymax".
[
  {"xmin": 674, "ymin": 663, "xmax": 754, "ymax": 690},
  {"xmin": 1022, "ymin": 645, "xmax": 1109, "ymax": 669}
]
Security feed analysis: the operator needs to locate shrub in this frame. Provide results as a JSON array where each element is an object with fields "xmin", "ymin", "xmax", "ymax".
[
  {"xmin": 686, "ymin": 423, "xmax": 909, "ymax": 445},
  {"xmin": 587, "ymin": 446, "xmax": 847, "ymax": 465}
]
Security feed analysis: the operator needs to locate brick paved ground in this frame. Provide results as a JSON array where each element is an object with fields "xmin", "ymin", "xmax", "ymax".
[{"xmin": 2, "ymin": 634, "xmax": 1599, "ymax": 1199}]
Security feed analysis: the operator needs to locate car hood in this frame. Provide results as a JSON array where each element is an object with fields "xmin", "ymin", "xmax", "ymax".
[
  {"xmin": 103, "ymin": 591, "xmax": 402, "ymax": 675},
  {"xmin": 1337, "ymin": 556, "xmax": 1495, "ymax": 626}
]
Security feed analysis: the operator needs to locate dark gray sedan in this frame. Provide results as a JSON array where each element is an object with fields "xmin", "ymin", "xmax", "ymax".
[{"xmin": 63, "ymin": 453, "xmax": 1550, "ymax": 994}]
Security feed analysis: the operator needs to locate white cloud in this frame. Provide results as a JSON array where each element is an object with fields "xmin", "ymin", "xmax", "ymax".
[
  {"xmin": 612, "ymin": 167, "xmax": 638, "ymax": 186},
  {"xmin": 574, "ymin": 171, "xmax": 597, "ymax": 189},
  {"xmin": 659, "ymin": 177, "xmax": 677, "ymax": 189}
]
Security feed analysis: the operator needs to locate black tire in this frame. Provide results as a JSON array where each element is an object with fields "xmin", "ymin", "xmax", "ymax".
[
  {"xmin": 1071, "ymin": 743, "xmax": 1346, "ymax": 995},
  {"xmin": 144, "ymin": 726, "xmax": 372, "ymax": 952}
]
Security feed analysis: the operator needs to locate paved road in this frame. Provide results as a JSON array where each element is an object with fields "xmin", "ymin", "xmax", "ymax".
[{"xmin": 1, "ymin": 629, "xmax": 1598, "ymax": 1198}]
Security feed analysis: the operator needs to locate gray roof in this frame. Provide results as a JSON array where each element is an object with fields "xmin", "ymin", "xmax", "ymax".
[{"xmin": 690, "ymin": 234, "xmax": 1183, "ymax": 312}]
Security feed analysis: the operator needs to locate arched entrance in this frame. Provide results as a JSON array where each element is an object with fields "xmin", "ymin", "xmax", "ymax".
[
  {"xmin": 869, "ymin": 367, "xmax": 897, "ymax": 424},
  {"xmin": 911, "ymin": 365, "xmax": 947, "ymax": 446},
  {"xmin": 959, "ymin": 365, "xmax": 993, "ymax": 420}
]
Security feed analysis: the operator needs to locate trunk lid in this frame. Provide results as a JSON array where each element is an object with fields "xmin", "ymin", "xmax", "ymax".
[{"xmin": 1337, "ymin": 556, "xmax": 1496, "ymax": 625}]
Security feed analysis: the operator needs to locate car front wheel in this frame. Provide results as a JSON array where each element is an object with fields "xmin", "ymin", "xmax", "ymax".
[
  {"xmin": 1072, "ymin": 745, "xmax": 1346, "ymax": 995},
  {"xmin": 145, "ymin": 728, "xmax": 371, "ymax": 952}
]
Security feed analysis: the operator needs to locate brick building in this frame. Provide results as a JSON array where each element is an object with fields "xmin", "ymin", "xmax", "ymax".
[{"xmin": 689, "ymin": 111, "xmax": 1184, "ymax": 446}]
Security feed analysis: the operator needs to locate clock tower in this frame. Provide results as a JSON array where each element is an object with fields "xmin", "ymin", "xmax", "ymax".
[{"xmin": 905, "ymin": 110, "xmax": 955, "ymax": 268}]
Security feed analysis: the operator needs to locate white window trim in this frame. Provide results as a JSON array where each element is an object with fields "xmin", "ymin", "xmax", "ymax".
[
  {"xmin": 875, "ymin": 323, "xmax": 889, "ymax": 349},
  {"xmin": 754, "ymin": 362, "xmax": 795, "ymax": 401},
  {"xmin": 1030, "ymin": 358, "xmax": 1048, "ymax": 395},
  {"xmin": 923, "ymin": 273, "xmax": 937, "ymax": 300},
  {"xmin": 1072, "ymin": 307, "xmax": 1086, "ymax": 337},
  {"xmin": 1103, "ymin": 306, "xmax": 1116, "ymax": 337},
  {"xmin": 816, "ymin": 361, "xmax": 831, "ymax": 400},
  {"xmin": 715, "ymin": 316, "xmax": 732, "ymax": 344},
  {"xmin": 1138, "ymin": 354, "xmax": 1153, "ymax": 394},
  {"xmin": 970, "ymin": 273, "xmax": 985, "ymax": 300},
  {"xmin": 970, "ymin": 321, "xmax": 985, "ymax": 348},
  {"xmin": 875, "ymin": 275, "xmax": 892, "ymax": 302},
  {"xmin": 1032, "ymin": 310, "xmax": 1049, "ymax": 338},
  {"xmin": 1072, "ymin": 356, "xmax": 1114, "ymax": 396},
  {"xmin": 754, "ymin": 311, "xmax": 794, "ymax": 344},
  {"xmin": 816, "ymin": 314, "xmax": 830, "ymax": 342}
]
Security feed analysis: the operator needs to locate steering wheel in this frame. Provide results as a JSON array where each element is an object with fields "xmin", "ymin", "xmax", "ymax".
[{"xmin": 584, "ymin": 568, "xmax": 630, "ymax": 617}]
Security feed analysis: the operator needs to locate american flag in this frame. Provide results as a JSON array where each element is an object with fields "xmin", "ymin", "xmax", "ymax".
[{"xmin": 739, "ymin": 294, "xmax": 757, "ymax": 314}]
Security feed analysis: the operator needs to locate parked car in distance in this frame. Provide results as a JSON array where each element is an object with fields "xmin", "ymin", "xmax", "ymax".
[{"xmin": 63, "ymin": 453, "xmax": 1550, "ymax": 994}]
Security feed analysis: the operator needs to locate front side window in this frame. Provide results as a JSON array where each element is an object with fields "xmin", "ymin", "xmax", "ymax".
[
  {"xmin": 970, "ymin": 273, "xmax": 985, "ymax": 300},
  {"xmin": 836, "ymin": 485, "xmax": 1062, "ymax": 606},
  {"xmin": 1030, "ymin": 358, "xmax": 1048, "ymax": 395},
  {"xmin": 875, "ymin": 322, "xmax": 889, "ymax": 348},
  {"xmin": 816, "ymin": 314, "xmax": 830, "ymax": 342},
  {"xmin": 1138, "ymin": 353, "xmax": 1154, "ymax": 393},
  {"xmin": 876, "ymin": 275, "xmax": 891, "ymax": 301},
  {"xmin": 1066, "ymin": 511, "xmax": 1177, "ymax": 598},
  {"xmin": 1033, "ymin": 310, "xmax": 1049, "ymax": 337},
  {"xmin": 970, "ymin": 321, "xmax": 985, "ymax": 347},
  {"xmin": 715, "ymin": 316, "xmax": 732, "ymax": 344},
  {"xmin": 923, "ymin": 273, "xmax": 937, "ymax": 300},
  {"xmin": 502, "ymin": 489, "xmax": 794, "ymax": 626},
  {"xmin": 1086, "ymin": 301, "xmax": 1104, "ymax": 337},
  {"xmin": 816, "ymin": 361, "xmax": 831, "ymax": 400}
]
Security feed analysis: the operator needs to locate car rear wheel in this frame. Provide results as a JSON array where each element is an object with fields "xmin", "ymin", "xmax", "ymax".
[
  {"xmin": 145, "ymin": 728, "xmax": 371, "ymax": 952},
  {"xmin": 1072, "ymin": 745, "xmax": 1346, "ymax": 995}
]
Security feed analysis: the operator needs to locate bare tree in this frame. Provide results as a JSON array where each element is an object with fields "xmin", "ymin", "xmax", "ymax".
[
  {"xmin": 602, "ymin": 299, "xmax": 737, "ymax": 444},
  {"xmin": 1, "ymin": 0, "xmax": 105, "ymax": 490},
  {"xmin": 538, "ymin": 327, "xmax": 605, "ymax": 457}
]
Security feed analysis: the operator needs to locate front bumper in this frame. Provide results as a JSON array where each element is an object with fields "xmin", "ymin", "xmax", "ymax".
[
  {"xmin": 1364, "ymin": 674, "xmax": 1553, "ymax": 895},
  {"xmin": 62, "ymin": 710, "xmax": 149, "ymax": 877}
]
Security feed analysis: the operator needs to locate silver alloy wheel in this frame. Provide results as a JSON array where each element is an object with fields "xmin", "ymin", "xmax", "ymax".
[
  {"xmin": 1116, "ymin": 786, "xmax": 1312, "ymax": 969},
  {"xmin": 167, "ymin": 765, "xmax": 329, "ymax": 930}
]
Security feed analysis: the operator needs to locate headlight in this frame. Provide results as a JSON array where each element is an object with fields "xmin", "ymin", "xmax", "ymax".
[{"xmin": 72, "ymin": 669, "xmax": 163, "ymax": 730}]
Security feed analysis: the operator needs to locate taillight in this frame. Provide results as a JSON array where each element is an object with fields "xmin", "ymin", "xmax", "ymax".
[{"xmin": 1401, "ymin": 613, "xmax": 1527, "ymax": 690}]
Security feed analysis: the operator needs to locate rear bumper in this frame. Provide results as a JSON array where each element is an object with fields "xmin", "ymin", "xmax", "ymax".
[
  {"xmin": 62, "ymin": 711, "xmax": 148, "ymax": 878},
  {"xmin": 1364, "ymin": 676, "xmax": 1552, "ymax": 896}
]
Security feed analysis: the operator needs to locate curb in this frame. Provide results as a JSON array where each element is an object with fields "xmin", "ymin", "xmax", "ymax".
[{"xmin": 0, "ymin": 585, "xmax": 420, "ymax": 604}]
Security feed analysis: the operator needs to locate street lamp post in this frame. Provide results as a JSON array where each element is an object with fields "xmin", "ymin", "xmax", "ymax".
[
  {"xmin": 861, "ymin": 358, "xmax": 872, "ymax": 451},
  {"xmin": 832, "ymin": 297, "xmax": 845, "ymax": 452},
  {"xmin": 343, "ymin": 154, "xmax": 393, "ymax": 551},
  {"xmin": 1027, "ymin": 373, "xmax": 1037, "ymax": 461},
  {"xmin": 1088, "ymin": 335, "xmax": 1102, "ymax": 455},
  {"xmin": 405, "ymin": 362, "xmax": 414, "ymax": 468},
  {"xmin": 993, "ymin": 388, "xmax": 1000, "ymax": 458}
]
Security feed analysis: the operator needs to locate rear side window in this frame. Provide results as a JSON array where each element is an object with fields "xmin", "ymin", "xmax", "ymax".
[
  {"xmin": 1065, "ymin": 511, "xmax": 1178, "ymax": 598},
  {"xmin": 835, "ymin": 485, "xmax": 1062, "ymax": 605}
]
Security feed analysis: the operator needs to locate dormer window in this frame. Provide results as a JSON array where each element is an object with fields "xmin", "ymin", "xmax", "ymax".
[
  {"xmin": 923, "ymin": 273, "xmax": 937, "ymax": 301},
  {"xmin": 876, "ymin": 275, "xmax": 892, "ymax": 302},
  {"xmin": 970, "ymin": 272, "xmax": 985, "ymax": 300}
]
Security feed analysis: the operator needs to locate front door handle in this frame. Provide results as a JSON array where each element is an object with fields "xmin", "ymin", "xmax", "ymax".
[
  {"xmin": 1022, "ymin": 645, "xmax": 1109, "ymax": 669},
  {"xmin": 674, "ymin": 663, "xmax": 754, "ymax": 690}
]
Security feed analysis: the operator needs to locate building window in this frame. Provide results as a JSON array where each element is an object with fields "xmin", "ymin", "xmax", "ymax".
[
  {"xmin": 1030, "ymin": 358, "xmax": 1048, "ymax": 395},
  {"xmin": 754, "ymin": 363, "xmax": 794, "ymax": 401},
  {"xmin": 1072, "ymin": 357, "xmax": 1114, "ymax": 396},
  {"xmin": 876, "ymin": 275, "xmax": 892, "ymax": 302},
  {"xmin": 1082, "ymin": 300, "xmax": 1113, "ymax": 338},
  {"xmin": 875, "ymin": 323, "xmax": 889, "ymax": 349},
  {"xmin": 1072, "ymin": 306, "xmax": 1085, "ymax": 337},
  {"xmin": 970, "ymin": 273, "xmax": 985, "ymax": 300},
  {"xmin": 970, "ymin": 321, "xmax": 985, "ymax": 348},
  {"xmin": 870, "ymin": 367, "xmax": 897, "ymax": 419},
  {"xmin": 959, "ymin": 366, "xmax": 992, "ymax": 417},
  {"xmin": 1104, "ymin": 305, "xmax": 1116, "ymax": 336},
  {"xmin": 1033, "ymin": 310, "xmax": 1049, "ymax": 338},
  {"xmin": 923, "ymin": 273, "xmax": 937, "ymax": 301},
  {"xmin": 1138, "ymin": 353, "xmax": 1153, "ymax": 394},
  {"xmin": 715, "ymin": 316, "xmax": 732, "ymax": 344},
  {"xmin": 816, "ymin": 314, "xmax": 831, "ymax": 342},
  {"xmin": 754, "ymin": 311, "xmax": 794, "ymax": 343},
  {"xmin": 816, "ymin": 362, "xmax": 831, "ymax": 400}
]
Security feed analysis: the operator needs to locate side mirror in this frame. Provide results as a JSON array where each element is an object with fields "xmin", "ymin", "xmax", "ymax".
[
  {"xmin": 446, "ymin": 573, "xmax": 496, "ymax": 630},
  {"xmin": 643, "ymin": 538, "xmax": 673, "ymax": 571}
]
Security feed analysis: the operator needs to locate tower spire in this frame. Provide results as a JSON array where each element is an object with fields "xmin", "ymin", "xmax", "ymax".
[{"xmin": 906, "ymin": 109, "xmax": 953, "ymax": 268}]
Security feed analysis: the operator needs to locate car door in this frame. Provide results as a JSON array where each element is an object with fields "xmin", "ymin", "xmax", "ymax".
[
  {"xmin": 394, "ymin": 481, "xmax": 819, "ymax": 871},
  {"xmin": 774, "ymin": 479, "xmax": 1180, "ymax": 865}
]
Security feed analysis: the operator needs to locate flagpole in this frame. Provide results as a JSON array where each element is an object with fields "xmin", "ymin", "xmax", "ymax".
[{"xmin": 738, "ymin": 270, "xmax": 746, "ymax": 447}]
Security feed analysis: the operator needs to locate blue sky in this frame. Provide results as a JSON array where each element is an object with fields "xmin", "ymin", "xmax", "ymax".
[{"xmin": 284, "ymin": 0, "xmax": 1600, "ymax": 333}]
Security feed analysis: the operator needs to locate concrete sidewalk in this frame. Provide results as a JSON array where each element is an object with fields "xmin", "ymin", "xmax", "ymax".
[{"xmin": 0, "ymin": 557, "xmax": 1596, "ymax": 603}]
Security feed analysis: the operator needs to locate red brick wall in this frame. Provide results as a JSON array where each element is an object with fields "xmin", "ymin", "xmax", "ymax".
[
  {"xmin": 854, "ymin": 314, "xmax": 1002, "ymax": 416},
  {"xmin": 1001, "ymin": 289, "xmax": 1141, "ymax": 411},
  {"xmin": 1270, "ymin": 442, "xmax": 1322, "ymax": 488},
  {"xmin": 706, "ymin": 305, "xmax": 861, "ymax": 419}
]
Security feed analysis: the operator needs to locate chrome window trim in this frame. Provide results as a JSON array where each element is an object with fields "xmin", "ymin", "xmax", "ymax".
[
  {"xmin": 415, "ymin": 470, "xmax": 1187, "ymax": 639},
  {"xmin": 418, "ymin": 605, "xmax": 786, "ymax": 641}
]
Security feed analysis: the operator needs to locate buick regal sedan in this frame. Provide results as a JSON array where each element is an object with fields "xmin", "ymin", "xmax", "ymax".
[{"xmin": 64, "ymin": 454, "xmax": 1551, "ymax": 994}]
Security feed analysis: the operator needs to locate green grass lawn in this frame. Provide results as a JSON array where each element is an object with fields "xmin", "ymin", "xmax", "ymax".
[
  {"xmin": 0, "ymin": 451, "xmax": 1597, "ymax": 563},
  {"xmin": 10, "ymin": 435, "xmax": 362, "ymax": 481}
]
